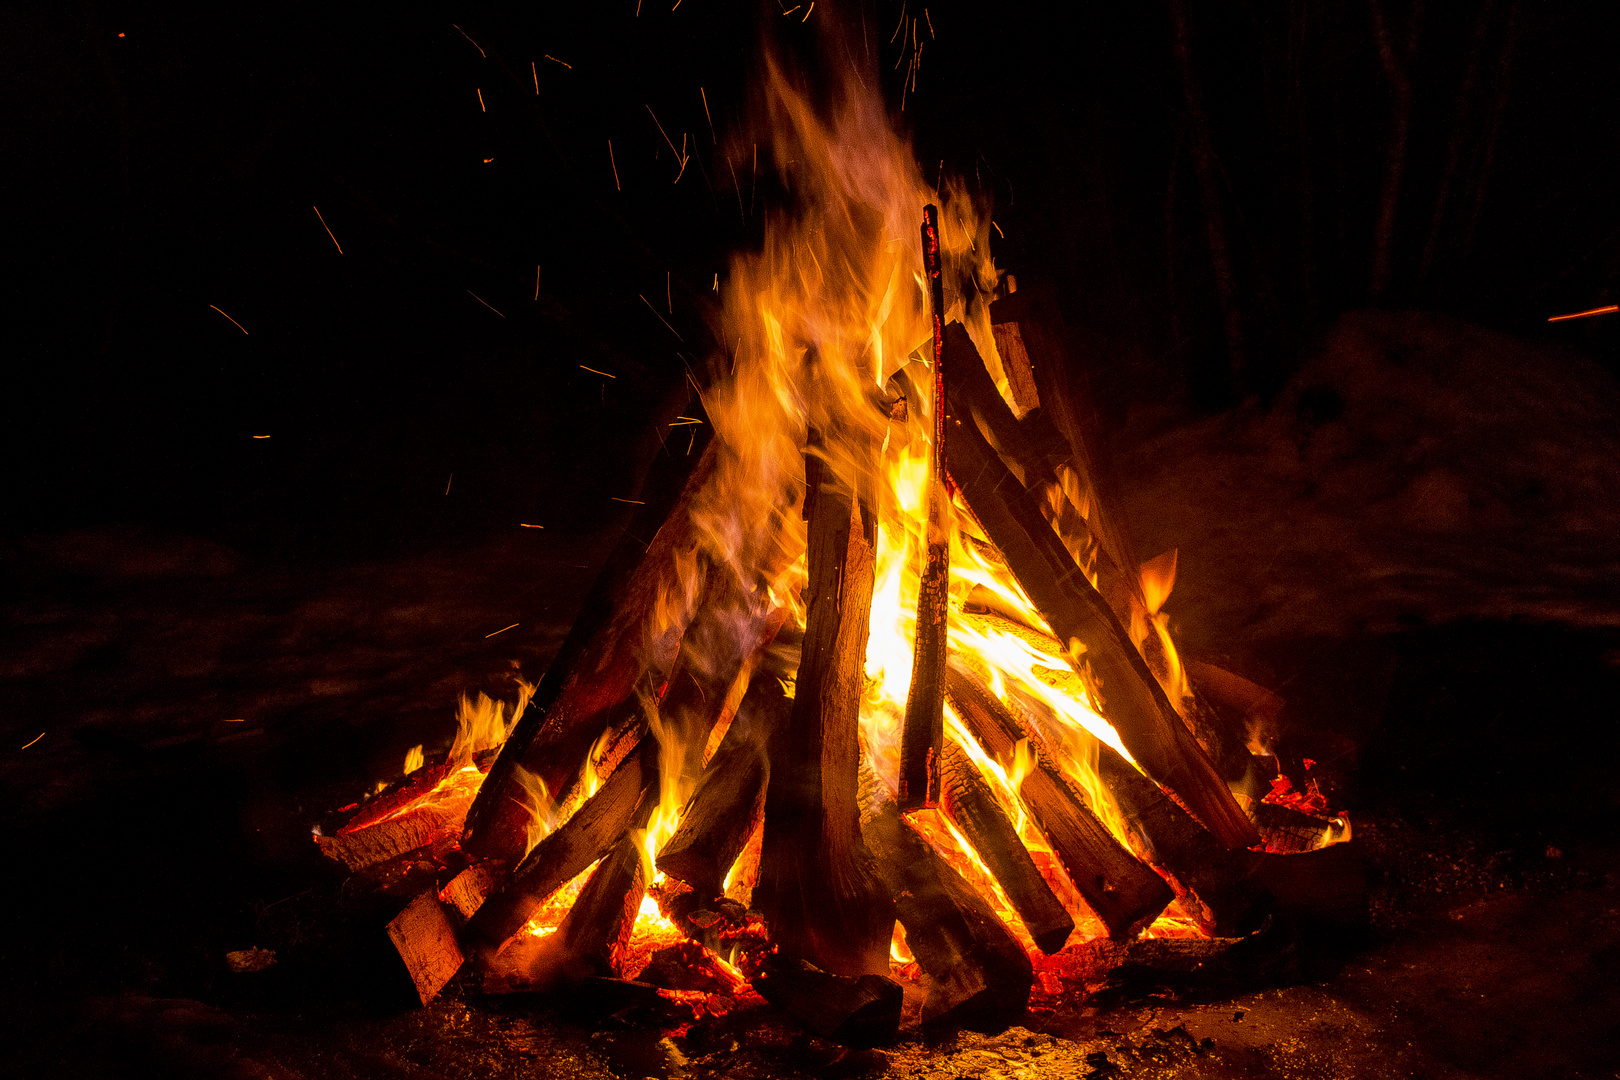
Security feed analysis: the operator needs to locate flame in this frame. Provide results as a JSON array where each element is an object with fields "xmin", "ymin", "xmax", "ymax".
[{"xmin": 403, "ymin": 744, "xmax": 424, "ymax": 775}]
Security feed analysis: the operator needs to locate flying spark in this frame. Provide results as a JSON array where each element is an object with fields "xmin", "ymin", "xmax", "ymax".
[
  {"xmin": 485, "ymin": 623, "xmax": 520, "ymax": 638},
  {"xmin": 1548, "ymin": 304, "xmax": 1618, "ymax": 323},
  {"xmin": 313, "ymin": 205, "xmax": 343, "ymax": 253},
  {"xmin": 467, "ymin": 290, "xmax": 505, "ymax": 318},
  {"xmin": 579, "ymin": 365, "xmax": 617, "ymax": 378},
  {"xmin": 20, "ymin": 732, "xmax": 45, "ymax": 750},
  {"xmin": 452, "ymin": 24, "xmax": 486, "ymax": 58},
  {"xmin": 545, "ymin": 54, "xmax": 572, "ymax": 69},
  {"xmin": 210, "ymin": 304, "xmax": 249, "ymax": 334}
]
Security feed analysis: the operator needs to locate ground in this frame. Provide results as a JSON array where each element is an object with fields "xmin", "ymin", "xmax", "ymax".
[{"xmin": 4, "ymin": 311, "xmax": 1619, "ymax": 1078}]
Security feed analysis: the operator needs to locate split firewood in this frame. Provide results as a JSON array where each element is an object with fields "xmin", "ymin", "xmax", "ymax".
[
  {"xmin": 937, "ymin": 740, "xmax": 1075, "ymax": 954},
  {"xmin": 317, "ymin": 800, "xmax": 465, "ymax": 874},
  {"xmin": 1090, "ymin": 739, "xmax": 1270, "ymax": 937},
  {"xmin": 462, "ymin": 420, "xmax": 718, "ymax": 862},
  {"xmin": 752, "ymin": 956, "xmax": 903, "ymax": 1048},
  {"xmin": 898, "ymin": 203, "xmax": 951, "ymax": 811},
  {"xmin": 655, "ymin": 675, "xmax": 782, "ymax": 899},
  {"xmin": 859, "ymin": 760, "xmax": 1033, "ymax": 1032},
  {"xmin": 440, "ymin": 860, "xmax": 504, "ymax": 923},
  {"xmin": 463, "ymin": 738, "xmax": 657, "ymax": 954},
  {"xmin": 548, "ymin": 833, "xmax": 649, "ymax": 982},
  {"xmin": 754, "ymin": 443, "xmax": 895, "ymax": 978},
  {"xmin": 942, "ymin": 323, "xmax": 1260, "ymax": 850},
  {"xmin": 387, "ymin": 890, "xmax": 466, "ymax": 1005},
  {"xmin": 945, "ymin": 664, "xmax": 1172, "ymax": 938}
]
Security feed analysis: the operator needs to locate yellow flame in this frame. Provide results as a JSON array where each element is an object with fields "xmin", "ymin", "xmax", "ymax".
[{"xmin": 403, "ymin": 744, "xmax": 424, "ymax": 775}]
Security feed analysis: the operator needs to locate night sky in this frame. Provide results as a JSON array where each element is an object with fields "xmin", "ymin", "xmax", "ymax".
[{"xmin": 6, "ymin": 1, "xmax": 1617, "ymax": 560}]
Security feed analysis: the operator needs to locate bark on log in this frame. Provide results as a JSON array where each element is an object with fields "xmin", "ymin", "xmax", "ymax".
[
  {"xmin": 463, "ymin": 738, "xmax": 657, "ymax": 954},
  {"xmin": 938, "ymin": 740, "xmax": 1075, "ymax": 954},
  {"xmin": 942, "ymin": 322, "xmax": 1260, "ymax": 850},
  {"xmin": 462, "ymin": 421, "xmax": 717, "ymax": 861},
  {"xmin": 859, "ymin": 761, "xmax": 1033, "ymax": 1032},
  {"xmin": 945, "ymin": 665, "xmax": 1172, "ymax": 938},
  {"xmin": 753, "ymin": 957, "xmax": 903, "ymax": 1048},
  {"xmin": 898, "ymin": 203, "xmax": 950, "ymax": 811},
  {"xmin": 754, "ymin": 466, "xmax": 895, "ymax": 978},
  {"xmin": 387, "ymin": 890, "xmax": 466, "ymax": 1005}
]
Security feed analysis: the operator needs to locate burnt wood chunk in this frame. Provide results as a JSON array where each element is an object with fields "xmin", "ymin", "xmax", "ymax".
[
  {"xmin": 938, "ymin": 740, "xmax": 1075, "ymax": 954},
  {"xmin": 316, "ymin": 800, "xmax": 464, "ymax": 873},
  {"xmin": 946, "ymin": 666, "xmax": 1172, "ymax": 938},
  {"xmin": 387, "ymin": 890, "xmax": 465, "ymax": 1005},
  {"xmin": 462, "ymin": 422, "xmax": 717, "ymax": 861},
  {"xmin": 899, "ymin": 203, "xmax": 951, "ymax": 811},
  {"xmin": 753, "ymin": 957, "xmax": 903, "ymax": 1048},
  {"xmin": 464, "ymin": 739, "xmax": 657, "ymax": 954},
  {"xmin": 859, "ymin": 761, "xmax": 1033, "ymax": 1032},
  {"xmin": 551, "ymin": 833, "xmax": 649, "ymax": 981},
  {"xmin": 655, "ymin": 685, "xmax": 775, "ymax": 899},
  {"xmin": 755, "ymin": 469, "xmax": 895, "ymax": 978},
  {"xmin": 941, "ymin": 322, "xmax": 1259, "ymax": 850},
  {"xmin": 1092, "ymin": 741, "xmax": 1270, "ymax": 937}
]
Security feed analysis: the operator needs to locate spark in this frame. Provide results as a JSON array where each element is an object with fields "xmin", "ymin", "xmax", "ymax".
[
  {"xmin": 701, "ymin": 87, "xmax": 715, "ymax": 143},
  {"xmin": 535, "ymin": 265, "xmax": 541, "ymax": 301},
  {"xmin": 466, "ymin": 290, "xmax": 505, "ymax": 318},
  {"xmin": 783, "ymin": 4, "xmax": 800, "ymax": 15},
  {"xmin": 667, "ymin": 270, "xmax": 673, "ymax": 314},
  {"xmin": 668, "ymin": 418, "xmax": 703, "ymax": 426},
  {"xmin": 645, "ymin": 105, "xmax": 689, "ymax": 174},
  {"xmin": 803, "ymin": 2, "xmax": 815, "ymax": 20},
  {"xmin": 608, "ymin": 140, "xmax": 620, "ymax": 190},
  {"xmin": 519, "ymin": 523, "xmax": 544, "ymax": 529},
  {"xmin": 638, "ymin": 294, "xmax": 685, "ymax": 341},
  {"xmin": 483, "ymin": 157, "xmax": 495, "ymax": 163},
  {"xmin": 445, "ymin": 473, "xmax": 453, "ymax": 495},
  {"xmin": 252, "ymin": 435, "xmax": 271, "ymax": 440},
  {"xmin": 672, "ymin": 0, "xmax": 682, "ymax": 9},
  {"xmin": 610, "ymin": 497, "xmax": 646, "ymax": 504},
  {"xmin": 713, "ymin": 273, "xmax": 719, "ymax": 291},
  {"xmin": 452, "ymin": 24, "xmax": 486, "ymax": 58},
  {"xmin": 532, "ymin": 61, "xmax": 539, "ymax": 93},
  {"xmin": 636, "ymin": 0, "xmax": 641, "ymax": 14},
  {"xmin": 891, "ymin": 0, "xmax": 906, "ymax": 43},
  {"xmin": 1548, "ymin": 304, "xmax": 1619, "ymax": 323},
  {"xmin": 477, "ymin": 88, "xmax": 486, "ymax": 112},
  {"xmin": 312, "ymin": 205, "xmax": 343, "ymax": 254},
  {"xmin": 225, "ymin": 718, "xmax": 246, "ymax": 722},
  {"xmin": 992, "ymin": 220, "xmax": 1004, "ymax": 238},
  {"xmin": 209, "ymin": 304, "xmax": 249, "ymax": 334},
  {"xmin": 579, "ymin": 365, "xmax": 617, "ymax": 378},
  {"xmin": 926, "ymin": 7, "xmax": 935, "ymax": 36},
  {"xmin": 485, "ymin": 623, "xmax": 520, "ymax": 639},
  {"xmin": 20, "ymin": 732, "xmax": 45, "ymax": 750},
  {"xmin": 544, "ymin": 54, "xmax": 571, "ymax": 69}
]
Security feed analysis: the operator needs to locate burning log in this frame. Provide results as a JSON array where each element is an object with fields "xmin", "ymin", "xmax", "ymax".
[
  {"xmin": 754, "ymin": 449, "xmax": 895, "ymax": 978},
  {"xmin": 1091, "ymin": 739, "xmax": 1269, "ymax": 937},
  {"xmin": 317, "ymin": 800, "xmax": 464, "ymax": 874},
  {"xmin": 945, "ymin": 665, "xmax": 1172, "ymax": 938},
  {"xmin": 753, "ymin": 957, "xmax": 903, "ymax": 1048},
  {"xmin": 898, "ymin": 203, "xmax": 951, "ymax": 811},
  {"xmin": 937, "ymin": 740, "xmax": 1075, "ymax": 954},
  {"xmin": 654, "ymin": 679, "xmax": 779, "ymax": 899},
  {"xmin": 549, "ymin": 833, "xmax": 648, "ymax": 981},
  {"xmin": 464, "ymin": 738, "xmax": 657, "ymax": 954},
  {"xmin": 386, "ymin": 890, "xmax": 466, "ymax": 1005},
  {"xmin": 463, "ymin": 419, "xmax": 717, "ymax": 862},
  {"xmin": 859, "ymin": 760, "xmax": 1033, "ymax": 1032},
  {"xmin": 942, "ymin": 322, "xmax": 1260, "ymax": 850}
]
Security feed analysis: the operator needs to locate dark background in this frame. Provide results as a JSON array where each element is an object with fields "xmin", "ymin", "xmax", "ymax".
[{"xmin": 6, "ymin": 0, "xmax": 1617, "ymax": 561}]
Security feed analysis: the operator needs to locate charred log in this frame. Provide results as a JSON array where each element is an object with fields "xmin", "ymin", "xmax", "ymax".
[
  {"xmin": 386, "ymin": 890, "xmax": 466, "ymax": 1005},
  {"xmin": 753, "ymin": 957, "xmax": 903, "ymax": 1048},
  {"xmin": 938, "ymin": 740, "xmax": 1074, "ymax": 954},
  {"xmin": 462, "ymin": 420, "xmax": 717, "ymax": 861},
  {"xmin": 754, "ymin": 457, "xmax": 895, "ymax": 978},
  {"xmin": 898, "ymin": 203, "xmax": 950, "ymax": 811},
  {"xmin": 859, "ymin": 760, "xmax": 1033, "ymax": 1032},
  {"xmin": 945, "ymin": 665, "xmax": 1172, "ymax": 938},
  {"xmin": 550, "ymin": 833, "xmax": 649, "ymax": 981},
  {"xmin": 464, "ymin": 739, "xmax": 657, "ymax": 954}
]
